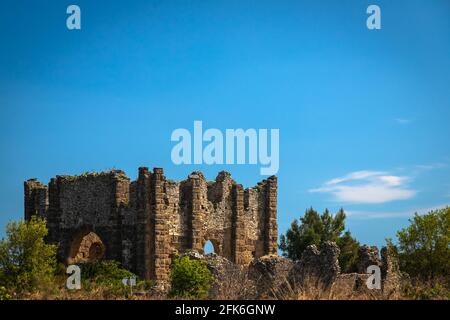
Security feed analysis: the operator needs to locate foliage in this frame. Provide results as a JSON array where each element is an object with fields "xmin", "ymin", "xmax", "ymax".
[
  {"xmin": 80, "ymin": 260, "xmax": 138, "ymax": 287},
  {"xmin": 169, "ymin": 255, "xmax": 213, "ymax": 299},
  {"xmin": 336, "ymin": 231, "xmax": 360, "ymax": 272},
  {"xmin": 0, "ymin": 216, "xmax": 57, "ymax": 294},
  {"xmin": 279, "ymin": 208, "xmax": 359, "ymax": 272},
  {"xmin": 77, "ymin": 260, "xmax": 151, "ymax": 298},
  {"xmin": 396, "ymin": 207, "xmax": 450, "ymax": 281},
  {"xmin": 0, "ymin": 285, "xmax": 11, "ymax": 300},
  {"xmin": 402, "ymin": 280, "xmax": 450, "ymax": 300}
]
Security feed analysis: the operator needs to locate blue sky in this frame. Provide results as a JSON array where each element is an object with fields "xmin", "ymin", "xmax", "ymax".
[{"xmin": 1, "ymin": 0, "xmax": 449, "ymax": 248}]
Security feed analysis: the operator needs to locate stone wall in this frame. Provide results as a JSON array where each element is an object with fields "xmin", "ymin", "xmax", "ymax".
[{"xmin": 24, "ymin": 167, "xmax": 278, "ymax": 283}]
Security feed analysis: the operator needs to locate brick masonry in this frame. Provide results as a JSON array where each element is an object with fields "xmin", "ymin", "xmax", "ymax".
[{"xmin": 24, "ymin": 168, "xmax": 278, "ymax": 283}]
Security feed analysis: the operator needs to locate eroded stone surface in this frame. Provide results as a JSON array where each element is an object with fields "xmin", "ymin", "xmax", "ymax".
[
  {"xmin": 381, "ymin": 246, "xmax": 402, "ymax": 298},
  {"xmin": 356, "ymin": 245, "xmax": 382, "ymax": 273},
  {"xmin": 291, "ymin": 242, "xmax": 341, "ymax": 288},
  {"xmin": 248, "ymin": 255, "xmax": 294, "ymax": 298}
]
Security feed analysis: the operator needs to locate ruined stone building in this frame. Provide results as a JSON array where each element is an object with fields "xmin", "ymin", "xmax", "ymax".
[{"xmin": 24, "ymin": 167, "xmax": 278, "ymax": 282}]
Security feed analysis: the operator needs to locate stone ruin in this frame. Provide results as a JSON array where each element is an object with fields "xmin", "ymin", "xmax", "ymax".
[
  {"xmin": 172, "ymin": 242, "xmax": 401, "ymax": 299},
  {"xmin": 248, "ymin": 243, "xmax": 401, "ymax": 299},
  {"xmin": 24, "ymin": 167, "xmax": 278, "ymax": 284},
  {"xmin": 24, "ymin": 167, "xmax": 401, "ymax": 298}
]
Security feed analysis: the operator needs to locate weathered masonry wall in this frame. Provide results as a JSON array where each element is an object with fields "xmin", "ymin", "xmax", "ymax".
[{"xmin": 24, "ymin": 168, "xmax": 278, "ymax": 283}]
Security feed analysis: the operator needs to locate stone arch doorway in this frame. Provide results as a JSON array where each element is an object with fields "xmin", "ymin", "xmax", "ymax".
[{"xmin": 68, "ymin": 231, "xmax": 105, "ymax": 264}]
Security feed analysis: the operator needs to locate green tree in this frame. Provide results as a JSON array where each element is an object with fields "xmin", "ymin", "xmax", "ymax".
[
  {"xmin": 279, "ymin": 208, "xmax": 359, "ymax": 272},
  {"xmin": 169, "ymin": 255, "xmax": 213, "ymax": 299},
  {"xmin": 336, "ymin": 231, "xmax": 360, "ymax": 272},
  {"xmin": 0, "ymin": 216, "xmax": 57, "ymax": 294},
  {"xmin": 396, "ymin": 207, "xmax": 450, "ymax": 281}
]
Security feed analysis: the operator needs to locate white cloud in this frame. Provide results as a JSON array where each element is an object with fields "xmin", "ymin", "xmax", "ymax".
[
  {"xmin": 324, "ymin": 170, "xmax": 385, "ymax": 186},
  {"xmin": 347, "ymin": 204, "xmax": 449, "ymax": 219},
  {"xmin": 309, "ymin": 170, "xmax": 416, "ymax": 204}
]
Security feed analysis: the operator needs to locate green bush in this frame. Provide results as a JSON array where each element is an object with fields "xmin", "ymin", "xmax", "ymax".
[
  {"xmin": 169, "ymin": 255, "xmax": 213, "ymax": 299},
  {"xmin": 80, "ymin": 260, "xmax": 137, "ymax": 287},
  {"xmin": 0, "ymin": 216, "xmax": 57, "ymax": 294},
  {"xmin": 77, "ymin": 260, "xmax": 148, "ymax": 298}
]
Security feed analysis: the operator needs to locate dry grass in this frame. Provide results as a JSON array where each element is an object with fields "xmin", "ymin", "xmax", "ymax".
[
  {"xmin": 212, "ymin": 266, "xmax": 257, "ymax": 300},
  {"xmin": 257, "ymin": 275, "xmax": 386, "ymax": 300},
  {"xmin": 6, "ymin": 274, "xmax": 449, "ymax": 300},
  {"xmin": 12, "ymin": 276, "xmax": 160, "ymax": 300}
]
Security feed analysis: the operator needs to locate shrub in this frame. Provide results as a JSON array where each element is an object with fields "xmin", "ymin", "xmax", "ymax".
[
  {"xmin": 0, "ymin": 216, "xmax": 57, "ymax": 294},
  {"xmin": 76, "ymin": 260, "xmax": 147, "ymax": 299},
  {"xmin": 80, "ymin": 260, "xmax": 137, "ymax": 287},
  {"xmin": 169, "ymin": 255, "xmax": 213, "ymax": 299},
  {"xmin": 0, "ymin": 286, "xmax": 11, "ymax": 300}
]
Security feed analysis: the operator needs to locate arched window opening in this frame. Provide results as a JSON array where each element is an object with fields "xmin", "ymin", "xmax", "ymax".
[{"xmin": 203, "ymin": 240, "xmax": 216, "ymax": 255}]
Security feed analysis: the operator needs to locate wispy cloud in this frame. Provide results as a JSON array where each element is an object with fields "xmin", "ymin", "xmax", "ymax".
[
  {"xmin": 347, "ymin": 204, "xmax": 449, "ymax": 220},
  {"xmin": 395, "ymin": 118, "xmax": 413, "ymax": 125},
  {"xmin": 414, "ymin": 162, "xmax": 447, "ymax": 171},
  {"xmin": 309, "ymin": 170, "xmax": 416, "ymax": 204}
]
